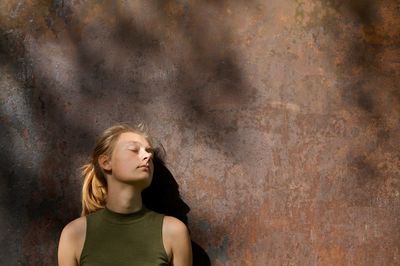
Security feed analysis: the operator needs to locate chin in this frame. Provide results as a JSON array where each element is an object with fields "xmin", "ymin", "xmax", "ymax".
[{"xmin": 130, "ymin": 175, "xmax": 153, "ymax": 189}]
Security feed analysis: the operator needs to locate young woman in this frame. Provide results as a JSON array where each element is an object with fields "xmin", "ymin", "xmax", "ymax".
[{"xmin": 58, "ymin": 124, "xmax": 192, "ymax": 266}]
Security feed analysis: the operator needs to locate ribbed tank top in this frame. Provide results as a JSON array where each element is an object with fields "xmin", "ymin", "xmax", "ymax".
[{"xmin": 79, "ymin": 206, "xmax": 170, "ymax": 266}]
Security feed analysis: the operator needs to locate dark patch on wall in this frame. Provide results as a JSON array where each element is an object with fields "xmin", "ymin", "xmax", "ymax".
[{"xmin": 0, "ymin": 0, "xmax": 399, "ymax": 265}]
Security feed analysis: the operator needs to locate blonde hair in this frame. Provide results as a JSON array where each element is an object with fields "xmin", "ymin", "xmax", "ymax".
[{"xmin": 80, "ymin": 123, "xmax": 153, "ymax": 216}]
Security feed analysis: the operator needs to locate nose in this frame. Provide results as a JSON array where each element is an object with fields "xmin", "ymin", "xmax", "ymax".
[{"xmin": 141, "ymin": 149, "xmax": 153, "ymax": 162}]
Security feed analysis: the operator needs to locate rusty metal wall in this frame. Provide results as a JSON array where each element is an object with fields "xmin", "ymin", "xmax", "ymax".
[{"xmin": 1, "ymin": 0, "xmax": 399, "ymax": 265}]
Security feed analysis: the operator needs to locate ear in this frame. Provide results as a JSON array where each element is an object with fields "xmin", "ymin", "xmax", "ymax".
[{"xmin": 98, "ymin": 154, "xmax": 112, "ymax": 171}]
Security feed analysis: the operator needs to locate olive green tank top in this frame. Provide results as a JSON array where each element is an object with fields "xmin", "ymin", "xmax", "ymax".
[{"xmin": 79, "ymin": 206, "xmax": 170, "ymax": 266}]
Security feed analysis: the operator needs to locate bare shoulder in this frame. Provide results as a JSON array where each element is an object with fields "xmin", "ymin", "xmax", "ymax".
[
  {"xmin": 162, "ymin": 216, "xmax": 192, "ymax": 265},
  {"xmin": 163, "ymin": 216, "xmax": 189, "ymax": 237},
  {"xmin": 62, "ymin": 216, "xmax": 87, "ymax": 240},
  {"xmin": 58, "ymin": 216, "xmax": 87, "ymax": 265}
]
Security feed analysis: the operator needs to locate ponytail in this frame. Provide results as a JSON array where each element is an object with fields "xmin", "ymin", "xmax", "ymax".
[{"xmin": 81, "ymin": 162, "xmax": 107, "ymax": 216}]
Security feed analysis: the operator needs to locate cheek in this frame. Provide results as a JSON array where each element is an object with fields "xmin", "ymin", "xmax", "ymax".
[{"xmin": 113, "ymin": 153, "xmax": 136, "ymax": 171}]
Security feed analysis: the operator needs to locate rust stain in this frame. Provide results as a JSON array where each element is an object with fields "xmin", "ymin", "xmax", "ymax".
[{"xmin": 1, "ymin": 0, "xmax": 399, "ymax": 265}]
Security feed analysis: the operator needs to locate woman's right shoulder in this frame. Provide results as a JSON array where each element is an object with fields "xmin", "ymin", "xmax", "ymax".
[
  {"xmin": 58, "ymin": 216, "xmax": 87, "ymax": 265},
  {"xmin": 62, "ymin": 216, "xmax": 87, "ymax": 237}
]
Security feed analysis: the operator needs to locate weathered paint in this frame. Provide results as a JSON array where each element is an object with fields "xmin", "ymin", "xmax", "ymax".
[{"xmin": 0, "ymin": 0, "xmax": 399, "ymax": 265}]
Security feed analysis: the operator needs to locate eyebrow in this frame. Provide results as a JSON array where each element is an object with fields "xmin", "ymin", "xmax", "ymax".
[{"xmin": 125, "ymin": 141, "xmax": 152, "ymax": 149}]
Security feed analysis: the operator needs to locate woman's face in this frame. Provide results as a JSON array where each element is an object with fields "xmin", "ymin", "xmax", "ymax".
[{"xmin": 107, "ymin": 132, "xmax": 154, "ymax": 187}]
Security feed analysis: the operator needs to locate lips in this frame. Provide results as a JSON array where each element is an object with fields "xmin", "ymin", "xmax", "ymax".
[{"xmin": 138, "ymin": 165, "xmax": 150, "ymax": 171}]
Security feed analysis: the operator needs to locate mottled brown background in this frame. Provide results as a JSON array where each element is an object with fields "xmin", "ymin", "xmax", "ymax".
[{"xmin": 1, "ymin": 0, "xmax": 399, "ymax": 265}]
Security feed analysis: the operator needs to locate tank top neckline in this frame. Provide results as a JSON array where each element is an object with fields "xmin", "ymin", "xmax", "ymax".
[{"xmin": 101, "ymin": 205, "xmax": 149, "ymax": 224}]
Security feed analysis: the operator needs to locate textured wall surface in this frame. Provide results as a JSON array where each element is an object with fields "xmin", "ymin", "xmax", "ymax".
[{"xmin": 1, "ymin": 1, "xmax": 399, "ymax": 265}]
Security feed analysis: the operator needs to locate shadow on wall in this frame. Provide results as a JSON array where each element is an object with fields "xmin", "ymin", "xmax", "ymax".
[
  {"xmin": 143, "ymin": 155, "xmax": 211, "ymax": 266},
  {"xmin": 0, "ymin": 0, "xmax": 255, "ymax": 265},
  {"xmin": 332, "ymin": 0, "xmax": 400, "ymax": 114},
  {"xmin": 320, "ymin": 0, "xmax": 400, "ymax": 201},
  {"xmin": 0, "ymin": 25, "xmax": 96, "ymax": 265}
]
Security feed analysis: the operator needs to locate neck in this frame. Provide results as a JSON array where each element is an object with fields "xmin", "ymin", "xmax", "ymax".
[{"xmin": 105, "ymin": 179, "xmax": 144, "ymax": 214}]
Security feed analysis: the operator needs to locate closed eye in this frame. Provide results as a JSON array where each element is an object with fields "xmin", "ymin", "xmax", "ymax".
[{"xmin": 127, "ymin": 145, "xmax": 140, "ymax": 153}]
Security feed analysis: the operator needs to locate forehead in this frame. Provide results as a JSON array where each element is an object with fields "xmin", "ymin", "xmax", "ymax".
[{"xmin": 116, "ymin": 132, "xmax": 151, "ymax": 147}]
